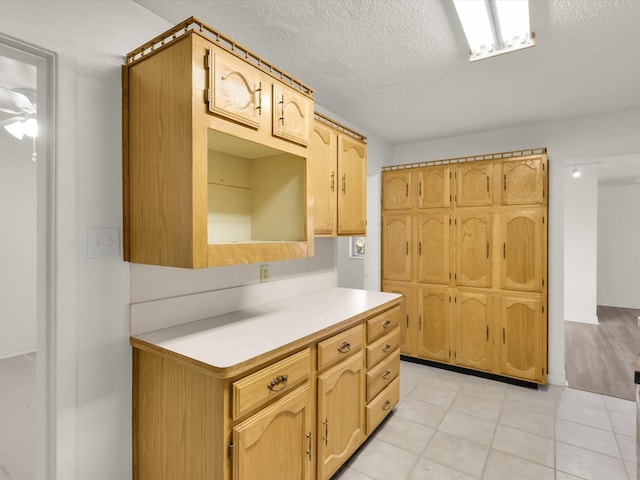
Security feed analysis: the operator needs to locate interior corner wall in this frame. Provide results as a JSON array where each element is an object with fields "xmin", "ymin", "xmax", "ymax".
[
  {"xmin": 0, "ymin": 135, "xmax": 36, "ymax": 358},
  {"xmin": 564, "ymin": 173, "xmax": 599, "ymax": 324},
  {"xmin": 597, "ymin": 184, "xmax": 640, "ymax": 308},
  {"xmin": 388, "ymin": 107, "xmax": 640, "ymax": 386}
]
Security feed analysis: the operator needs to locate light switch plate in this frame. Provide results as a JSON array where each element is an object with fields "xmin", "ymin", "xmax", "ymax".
[{"xmin": 88, "ymin": 227, "xmax": 120, "ymax": 258}]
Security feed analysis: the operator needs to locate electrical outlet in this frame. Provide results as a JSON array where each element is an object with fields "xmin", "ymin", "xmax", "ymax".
[
  {"xmin": 260, "ymin": 264, "xmax": 269, "ymax": 283},
  {"xmin": 87, "ymin": 227, "xmax": 120, "ymax": 258}
]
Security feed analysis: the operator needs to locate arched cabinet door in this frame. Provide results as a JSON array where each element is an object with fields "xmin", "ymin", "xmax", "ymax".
[
  {"xmin": 382, "ymin": 214, "xmax": 412, "ymax": 282},
  {"xmin": 500, "ymin": 209, "xmax": 544, "ymax": 292},
  {"xmin": 455, "ymin": 162, "xmax": 493, "ymax": 207},
  {"xmin": 453, "ymin": 290, "xmax": 492, "ymax": 372},
  {"xmin": 272, "ymin": 84, "xmax": 311, "ymax": 146},
  {"xmin": 415, "ymin": 166, "xmax": 451, "ymax": 209},
  {"xmin": 416, "ymin": 213, "xmax": 451, "ymax": 285},
  {"xmin": 501, "ymin": 156, "xmax": 545, "ymax": 205},
  {"xmin": 382, "ymin": 170, "xmax": 412, "ymax": 210},
  {"xmin": 310, "ymin": 122, "xmax": 337, "ymax": 235},
  {"xmin": 417, "ymin": 286, "xmax": 451, "ymax": 363},
  {"xmin": 500, "ymin": 294, "xmax": 544, "ymax": 383},
  {"xmin": 337, "ymin": 135, "xmax": 366, "ymax": 235},
  {"xmin": 455, "ymin": 211, "xmax": 492, "ymax": 288}
]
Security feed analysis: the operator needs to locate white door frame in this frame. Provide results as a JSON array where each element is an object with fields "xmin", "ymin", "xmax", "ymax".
[{"xmin": 0, "ymin": 34, "xmax": 56, "ymax": 480}]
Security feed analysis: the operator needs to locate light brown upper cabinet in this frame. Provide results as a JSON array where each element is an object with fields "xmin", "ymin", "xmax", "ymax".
[
  {"xmin": 123, "ymin": 18, "xmax": 314, "ymax": 268},
  {"xmin": 500, "ymin": 209, "xmax": 545, "ymax": 292},
  {"xmin": 501, "ymin": 155, "xmax": 546, "ymax": 205},
  {"xmin": 415, "ymin": 166, "xmax": 451, "ymax": 209},
  {"xmin": 381, "ymin": 170, "xmax": 412, "ymax": 210},
  {"xmin": 416, "ymin": 213, "xmax": 451, "ymax": 285},
  {"xmin": 455, "ymin": 210, "xmax": 493, "ymax": 288},
  {"xmin": 454, "ymin": 161, "xmax": 493, "ymax": 207},
  {"xmin": 310, "ymin": 113, "xmax": 366, "ymax": 236}
]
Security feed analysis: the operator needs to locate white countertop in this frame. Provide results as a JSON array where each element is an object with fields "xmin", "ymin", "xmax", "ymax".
[{"xmin": 132, "ymin": 287, "xmax": 401, "ymax": 370}]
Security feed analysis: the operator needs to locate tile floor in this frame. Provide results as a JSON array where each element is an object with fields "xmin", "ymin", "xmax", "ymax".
[
  {"xmin": 0, "ymin": 354, "xmax": 36, "ymax": 480},
  {"xmin": 336, "ymin": 360, "xmax": 638, "ymax": 480}
]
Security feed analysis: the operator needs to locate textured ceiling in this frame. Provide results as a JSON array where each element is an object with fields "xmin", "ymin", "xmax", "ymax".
[{"xmin": 133, "ymin": 0, "xmax": 640, "ymax": 145}]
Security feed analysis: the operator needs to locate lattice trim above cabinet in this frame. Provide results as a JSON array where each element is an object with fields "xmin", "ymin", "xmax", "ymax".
[
  {"xmin": 314, "ymin": 111, "xmax": 367, "ymax": 143},
  {"xmin": 125, "ymin": 16, "xmax": 314, "ymax": 97},
  {"xmin": 381, "ymin": 147, "xmax": 547, "ymax": 172}
]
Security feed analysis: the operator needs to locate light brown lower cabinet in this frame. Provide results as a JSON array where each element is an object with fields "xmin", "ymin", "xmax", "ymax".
[{"xmin": 131, "ymin": 301, "xmax": 402, "ymax": 480}]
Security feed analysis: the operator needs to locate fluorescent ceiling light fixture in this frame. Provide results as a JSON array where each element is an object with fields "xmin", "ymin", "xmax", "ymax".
[{"xmin": 453, "ymin": 0, "xmax": 535, "ymax": 61}]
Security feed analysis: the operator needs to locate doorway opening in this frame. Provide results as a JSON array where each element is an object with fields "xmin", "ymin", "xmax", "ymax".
[
  {"xmin": 0, "ymin": 34, "xmax": 55, "ymax": 479},
  {"xmin": 564, "ymin": 154, "xmax": 640, "ymax": 400}
]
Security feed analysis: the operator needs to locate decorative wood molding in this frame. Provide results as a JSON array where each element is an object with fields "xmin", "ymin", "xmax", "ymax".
[
  {"xmin": 314, "ymin": 111, "xmax": 367, "ymax": 143},
  {"xmin": 381, "ymin": 147, "xmax": 547, "ymax": 172}
]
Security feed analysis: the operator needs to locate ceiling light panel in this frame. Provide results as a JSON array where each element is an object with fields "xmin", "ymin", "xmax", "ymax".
[{"xmin": 453, "ymin": 0, "xmax": 535, "ymax": 61}]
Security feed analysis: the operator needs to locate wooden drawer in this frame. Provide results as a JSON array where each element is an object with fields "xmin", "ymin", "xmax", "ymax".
[
  {"xmin": 366, "ymin": 353, "xmax": 400, "ymax": 402},
  {"xmin": 367, "ymin": 306, "xmax": 401, "ymax": 343},
  {"xmin": 366, "ymin": 327, "xmax": 400, "ymax": 369},
  {"xmin": 317, "ymin": 324, "xmax": 363, "ymax": 371},
  {"xmin": 232, "ymin": 348, "xmax": 310, "ymax": 419},
  {"xmin": 366, "ymin": 377, "xmax": 399, "ymax": 434}
]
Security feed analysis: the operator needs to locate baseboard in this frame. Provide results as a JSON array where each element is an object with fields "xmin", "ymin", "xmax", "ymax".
[
  {"xmin": 546, "ymin": 370, "xmax": 567, "ymax": 387},
  {"xmin": 0, "ymin": 343, "xmax": 36, "ymax": 360},
  {"xmin": 598, "ymin": 300, "xmax": 640, "ymax": 310},
  {"xmin": 565, "ymin": 313, "xmax": 599, "ymax": 325}
]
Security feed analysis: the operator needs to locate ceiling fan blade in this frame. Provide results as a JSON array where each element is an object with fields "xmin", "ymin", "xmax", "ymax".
[
  {"xmin": 0, "ymin": 106, "xmax": 22, "ymax": 115},
  {"xmin": 0, "ymin": 86, "xmax": 36, "ymax": 115}
]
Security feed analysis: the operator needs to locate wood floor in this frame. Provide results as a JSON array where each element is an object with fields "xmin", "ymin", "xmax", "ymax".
[{"xmin": 565, "ymin": 305, "xmax": 639, "ymax": 400}]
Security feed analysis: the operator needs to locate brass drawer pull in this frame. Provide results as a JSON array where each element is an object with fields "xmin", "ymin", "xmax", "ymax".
[
  {"xmin": 382, "ymin": 400, "xmax": 391, "ymax": 411},
  {"xmin": 382, "ymin": 370, "xmax": 392, "ymax": 380},
  {"xmin": 382, "ymin": 319, "xmax": 392, "ymax": 329},
  {"xmin": 267, "ymin": 374, "xmax": 288, "ymax": 392},
  {"xmin": 382, "ymin": 343, "xmax": 392, "ymax": 353},
  {"xmin": 338, "ymin": 341, "xmax": 351, "ymax": 353}
]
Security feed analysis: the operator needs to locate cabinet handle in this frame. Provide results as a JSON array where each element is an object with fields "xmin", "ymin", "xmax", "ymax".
[
  {"xmin": 405, "ymin": 183, "xmax": 409, "ymax": 197},
  {"xmin": 419, "ymin": 181, "xmax": 422, "ymax": 197},
  {"xmin": 486, "ymin": 242, "xmax": 489, "ymax": 259},
  {"xmin": 503, "ymin": 327, "xmax": 506, "ymax": 344},
  {"xmin": 255, "ymin": 81, "xmax": 262, "ymax": 115},
  {"xmin": 406, "ymin": 241, "xmax": 409, "ymax": 255},
  {"xmin": 382, "ymin": 370, "xmax": 392, "ymax": 380},
  {"xmin": 330, "ymin": 170, "xmax": 335, "ymax": 192},
  {"xmin": 503, "ymin": 242, "xmax": 506, "ymax": 259},
  {"xmin": 323, "ymin": 417, "xmax": 328, "ymax": 446},
  {"xmin": 418, "ymin": 241, "xmax": 422, "ymax": 256},
  {"xmin": 486, "ymin": 325, "xmax": 489, "ymax": 341},
  {"xmin": 486, "ymin": 175, "xmax": 490, "ymax": 192},
  {"xmin": 383, "ymin": 343, "xmax": 392, "ymax": 353},
  {"xmin": 278, "ymin": 94, "xmax": 285, "ymax": 126},
  {"xmin": 383, "ymin": 319, "xmax": 392, "ymax": 329},
  {"xmin": 342, "ymin": 174, "xmax": 346, "ymax": 194},
  {"xmin": 382, "ymin": 400, "xmax": 391, "ymax": 411},
  {"xmin": 337, "ymin": 341, "xmax": 351, "ymax": 353},
  {"xmin": 503, "ymin": 174, "xmax": 507, "ymax": 191},
  {"xmin": 306, "ymin": 432, "xmax": 312, "ymax": 460},
  {"xmin": 267, "ymin": 374, "xmax": 288, "ymax": 392}
]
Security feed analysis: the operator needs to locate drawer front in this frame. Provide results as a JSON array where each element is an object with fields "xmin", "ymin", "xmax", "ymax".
[
  {"xmin": 366, "ymin": 327, "xmax": 400, "ymax": 369},
  {"xmin": 366, "ymin": 353, "xmax": 400, "ymax": 402},
  {"xmin": 367, "ymin": 306, "xmax": 401, "ymax": 343},
  {"xmin": 366, "ymin": 377, "xmax": 399, "ymax": 435},
  {"xmin": 317, "ymin": 324, "xmax": 363, "ymax": 371},
  {"xmin": 232, "ymin": 348, "xmax": 310, "ymax": 419}
]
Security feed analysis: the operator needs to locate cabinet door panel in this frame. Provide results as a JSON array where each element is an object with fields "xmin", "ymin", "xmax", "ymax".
[
  {"xmin": 501, "ymin": 210, "xmax": 543, "ymax": 292},
  {"xmin": 502, "ymin": 157, "xmax": 545, "ymax": 205},
  {"xmin": 454, "ymin": 291, "xmax": 492, "ymax": 371},
  {"xmin": 415, "ymin": 166, "xmax": 450, "ymax": 209},
  {"xmin": 382, "ymin": 214, "xmax": 411, "ymax": 281},
  {"xmin": 417, "ymin": 213, "xmax": 450, "ymax": 285},
  {"xmin": 317, "ymin": 353, "xmax": 365, "ymax": 480},
  {"xmin": 501, "ymin": 294, "xmax": 544, "ymax": 382},
  {"xmin": 417, "ymin": 286, "xmax": 451, "ymax": 363},
  {"xmin": 456, "ymin": 211, "xmax": 492, "ymax": 288},
  {"xmin": 455, "ymin": 162, "xmax": 492, "ymax": 207},
  {"xmin": 272, "ymin": 84, "xmax": 311, "ymax": 146},
  {"xmin": 381, "ymin": 171, "xmax": 411, "ymax": 210},
  {"xmin": 209, "ymin": 50, "xmax": 263, "ymax": 129},
  {"xmin": 310, "ymin": 122, "xmax": 337, "ymax": 235},
  {"xmin": 381, "ymin": 283, "xmax": 415, "ymax": 356},
  {"xmin": 232, "ymin": 385, "xmax": 311, "ymax": 480},
  {"xmin": 337, "ymin": 136, "xmax": 366, "ymax": 235}
]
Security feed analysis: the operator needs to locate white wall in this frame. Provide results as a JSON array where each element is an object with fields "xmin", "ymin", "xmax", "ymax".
[
  {"xmin": 564, "ymin": 172, "xmax": 599, "ymax": 324},
  {"xmin": 598, "ymin": 184, "xmax": 640, "ymax": 308},
  {"xmin": 0, "ymin": 135, "xmax": 36, "ymax": 357},
  {"xmin": 336, "ymin": 237, "xmax": 364, "ymax": 289},
  {"xmin": 387, "ymin": 108, "xmax": 640, "ymax": 385}
]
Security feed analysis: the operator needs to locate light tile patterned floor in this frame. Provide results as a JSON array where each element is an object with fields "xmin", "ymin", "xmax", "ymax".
[
  {"xmin": 0, "ymin": 354, "xmax": 36, "ymax": 480},
  {"xmin": 336, "ymin": 361, "xmax": 638, "ymax": 480}
]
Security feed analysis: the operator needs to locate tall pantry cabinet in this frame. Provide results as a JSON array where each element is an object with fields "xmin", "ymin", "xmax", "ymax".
[{"xmin": 381, "ymin": 149, "xmax": 548, "ymax": 384}]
